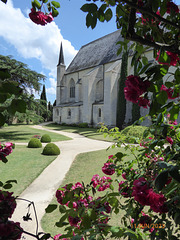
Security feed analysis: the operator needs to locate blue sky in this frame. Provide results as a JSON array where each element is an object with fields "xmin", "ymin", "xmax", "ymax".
[
  {"xmin": 0, "ymin": 0, "xmax": 117, "ymax": 104},
  {"xmin": 0, "ymin": 0, "xmax": 180, "ymax": 104}
]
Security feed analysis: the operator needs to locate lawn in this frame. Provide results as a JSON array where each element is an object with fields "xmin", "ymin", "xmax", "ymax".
[
  {"xmin": 0, "ymin": 145, "xmax": 57, "ymax": 196},
  {"xmin": 41, "ymin": 146, "xmax": 135, "ymax": 237},
  {"xmin": 0, "ymin": 124, "xmax": 72, "ymax": 143},
  {"xmin": 44, "ymin": 123, "xmax": 115, "ymax": 142}
]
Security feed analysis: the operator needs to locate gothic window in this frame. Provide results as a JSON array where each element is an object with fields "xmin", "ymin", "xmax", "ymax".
[
  {"xmin": 56, "ymin": 109, "xmax": 59, "ymax": 116},
  {"xmin": 98, "ymin": 108, "xmax": 101, "ymax": 118},
  {"xmin": 95, "ymin": 80, "xmax": 103, "ymax": 102},
  {"xmin": 70, "ymin": 79, "xmax": 75, "ymax": 98},
  {"xmin": 67, "ymin": 109, "xmax": 71, "ymax": 118}
]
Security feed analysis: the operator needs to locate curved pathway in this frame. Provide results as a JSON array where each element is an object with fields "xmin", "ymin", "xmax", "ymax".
[{"xmin": 11, "ymin": 124, "xmax": 112, "ymax": 239}]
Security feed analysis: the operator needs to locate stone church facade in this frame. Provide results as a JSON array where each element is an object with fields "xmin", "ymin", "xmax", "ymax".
[{"xmin": 53, "ymin": 30, "xmax": 152, "ymax": 127}]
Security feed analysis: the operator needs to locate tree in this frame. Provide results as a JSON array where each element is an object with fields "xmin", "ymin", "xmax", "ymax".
[
  {"xmin": 0, "ymin": 55, "xmax": 45, "ymax": 92},
  {"xmin": 116, "ymin": 50, "xmax": 128, "ymax": 129},
  {"xmin": 40, "ymin": 84, "xmax": 48, "ymax": 121}
]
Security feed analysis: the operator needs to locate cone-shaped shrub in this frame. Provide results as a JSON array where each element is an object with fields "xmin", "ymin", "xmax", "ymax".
[
  {"xmin": 40, "ymin": 134, "xmax": 51, "ymax": 143},
  {"xmin": 42, "ymin": 143, "xmax": 60, "ymax": 155},
  {"xmin": 28, "ymin": 138, "xmax": 42, "ymax": 148}
]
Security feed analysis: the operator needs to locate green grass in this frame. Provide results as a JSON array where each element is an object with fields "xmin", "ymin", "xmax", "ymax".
[
  {"xmin": 0, "ymin": 124, "xmax": 72, "ymax": 143},
  {"xmin": 41, "ymin": 147, "xmax": 134, "ymax": 237},
  {"xmin": 0, "ymin": 145, "xmax": 57, "ymax": 196},
  {"xmin": 44, "ymin": 123, "xmax": 115, "ymax": 142}
]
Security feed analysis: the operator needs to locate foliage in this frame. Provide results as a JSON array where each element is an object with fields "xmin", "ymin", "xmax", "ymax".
[
  {"xmin": 116, "ymin": 50, "xmax": 128, "ymax": 129},
  {"xmin": 0, "ymin": 55, "xmax": 44, "ymax": 92},
  {"xmin": 28, "ymin": 138, "xmax": 42, "ymax": 148},
  {"xmin": 78, "ymin": 123, "xmax": 89, "ymax": 128},
  {"xmin": 42, "ymin": 143, "xmax": 60, "ymax": 155},
  {"xmin": 41, "ymin": 134, "xmax": 51, "ymax": 143}
]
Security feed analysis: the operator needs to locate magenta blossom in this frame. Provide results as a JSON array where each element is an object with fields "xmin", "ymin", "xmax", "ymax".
[
  {"xmin": 161, "ymin": 85, "xmax": 179, "ymax": 99},
  {"xmin": 91, "ymin": 175, "xmax": 112, "ymax": 191},
  {"xmin": 156, "ymin": 51, "xmax": 179, "ymax": 66},
  {"xmin": 29, "ymin": 8, "xmax": 53, "ymax": 26},
  {"xmin": 102, "ymin": 162, "xmax": 115, "ymax": 175},
  {"xmin": 124, "ymin": 75, "xmax": 151, "ymax": 108},
  {"xmin": 68, "ymin": 216, "xmax": 81, "ymax": 227},
  {"xmin": 166, "ymin": 136, "xmax": 173, "ymax": 145},
  {"xmin": 167, "ymin": 1, "xmax": 179, "ymax": 14},
  {"xmin": 0, "ymin": 191, "xmax": 16, "ymax": 219}
]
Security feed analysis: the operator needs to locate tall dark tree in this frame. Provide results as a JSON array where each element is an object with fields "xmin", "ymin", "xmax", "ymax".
[
  {"xmin": 40, "ymin": 84, "xmax": 48, "ymax": 121},
  {"xmin": 116, "ymin": 50, "xmax": 128, "ymax": 130}
]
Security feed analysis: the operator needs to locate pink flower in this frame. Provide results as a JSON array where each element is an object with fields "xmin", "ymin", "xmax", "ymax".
[
  {"xmin": 68, "ymin": 216, "xmax": 81, "ymax": 227},
  {"xmin": 124, "ymin": 75, "xmax": 150, "ymax": 108},
  {"xmin": 156, "ymin": 51, "xmax": 179, "ymax": 66},
  {"xmin": 166, "ymin": 136, "xmax": 173, "ymax": 145},
  {"xmin": 147, "ymin": 189, "xmax": 168, "ymax": 213},
  {"xmin": 138, "ymin": 97, "xmax": 150, "ymax": 108},
  {"xmin": 29, "ymin": 8, "xmax": 53, "ymax": 26},
  {"xmin": 132, "ymin": 177, "xmax": 150, "ymax": 205},
  {"xmin": 161, "ymin": 85, "xmax": 179, "ymax": 99},
  {"xmin": 122, "ymin": 172, "xmax": 126, "ymax": 179},
  {"xmin": 108, "ymin": 155, "xmax": 114, "ymax": 159},
  {"xmin": 0, "ymin": 220, "xmax": 23, "ymax": 239},
  {"xmin": 102, "ymin": 162, "xmax": 115, "ymax": 175},
  {"xmin": 0, "ymin": 142, "xmax": 13, "ymax": 160},
  {"xmin": 91, "ymin": 175, "xmax": 112, "ymax": 191},
  {"xmin": 0, "ymin": 191, "xmax": 16, "ymax": 219},
  {"xmin": 167, "ymin": 1, "xmax": 179, "ymax": 14}
]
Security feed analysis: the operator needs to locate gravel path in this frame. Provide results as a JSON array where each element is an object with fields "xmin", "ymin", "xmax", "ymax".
[{"xmin": 11, "ymin": 124, "xmax": 112, "ymax": 239}]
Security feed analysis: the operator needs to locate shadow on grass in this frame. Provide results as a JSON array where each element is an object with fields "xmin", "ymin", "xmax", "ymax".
[{"xmin": 0, "ymin": 131, "xmax": 32, "ymax": 141}]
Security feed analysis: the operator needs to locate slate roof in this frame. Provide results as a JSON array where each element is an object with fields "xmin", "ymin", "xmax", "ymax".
[{"xmin": 65, "ymin": 30, "xmax": 124, "ymax": 74}]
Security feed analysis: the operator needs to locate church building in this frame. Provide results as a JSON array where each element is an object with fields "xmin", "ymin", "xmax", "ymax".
[{"xmin": 53, "ymin": 30, "xmax": 151, "ymax": 127}]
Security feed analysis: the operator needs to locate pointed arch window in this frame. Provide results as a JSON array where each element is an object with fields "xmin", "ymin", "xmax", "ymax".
[{"xmin": 70, "ymin": 79, "xmax": 75, "ymax": 98}]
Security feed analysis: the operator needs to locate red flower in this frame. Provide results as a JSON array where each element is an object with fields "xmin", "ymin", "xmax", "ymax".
[
  {"xmin": 29, "ymin": 8, "xmax": 53, "ymax": 26},
  {"xmin": 147, "ymin": 189, "xmax": 168, "ymax": 213},
  {"xmin": 156, "ymin": 51, "xmax": 179, "ymax": 66},
  {"xmin": 68, "ymin": 216, "xmax": 81, "ymax": 227},
  {"xmin": 0, "ymin": 220, "xmax": 23, "ymax": 239},
  {"xmin": 124, "ymin": 75, "xmax": 150, "ymax": 108},
  {"xmin": 160, "ymin": 85, "xmax": 179, "ymax": 99},
  {"xmin": 166, "ymin": 136, "xmax": 173, "ymax": 145},
  {"xmin": 167, "ymin": 1, "xmax": 179, "ymax": 14},
  {"xmin": 102, "ymin": 162, "xmax": 115, "ymax": 175},
  {"xmin": 0, "ymin": 191, "xmax": 16, "ymax": 219},
  {"xmin": 132, "ymin": 177, "xmax": 150, "ymax": 205}
]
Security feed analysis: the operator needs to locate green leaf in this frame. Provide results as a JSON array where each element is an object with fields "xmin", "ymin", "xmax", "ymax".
[
  {"xmin": 152, "ymin": 0, "xmax": 160, "ymax": 12},
  {"xmin": 52, "ymin": 6, "xmax": 59, "ymax": 17},
  {"xmin": 59, "ymin": 205, "xmax": 66, "ymax": 213},
  {"xmin": 81, "ymin": 3, "xmax": 97, "ymax": 13},
  {"xmin": 156, "ymin": 91, "xmax": 168, "ymax": 105},
  {"xmin": 0, "ymin": 113, "xmax": 5, "ymax": 126},
  {"xmin": 9, "ymin": 99, "xmax": 26, "ymax": 114},
  {"xmin": 169, "ymin": 166, "xmax": 180, "ymax": 183},
  {"xmin": 56, "ymin": 214, "xmax": 68, "ymax": 227},
  {"xmin": 51, "ymin": 1, "xmax": 60, "ymax": 8},
  {"xmin": 33, "ymin": 0, "xmax": 41, "ymax": 9},
  {"xmin": 39, "ymin": 233, "xmax": 51, "ymax": 240},
  {"xmin": 82, "ymin": 215, "xmax": 91, "ymax": 228},
  {"xmin": 174, "ymin": 212, "xmax": 180, "ymax": 224},
  {"xmin": 104, "ymin": 8, "xmax": 112, "ymax": 22},
  {"xmin": 0, "ymin": 94, "xmax": 8, "ymax": 103},
  {"xmin": 169, "ymin": 105, "xmax": 179, "ymax": 121},
  {"xmin": 0, "ymin": 69, "xmax": 11, "ymax": 80},
  {"xmin": 175, "ymin": 68, "xmax": 180, "ymax": 84},
  {"xmin": 1, "ymin": 0, "xmax": 8, "ymax": 3},
  {"xmin": 3, "ymin": 183, "xmax": 12, "ymax": 189},
  {"xmin": 45, "ymin": 204, "xmax": 57, "ymax": 213},
  {"xmin": 154, "ymin": 170, "xmax": 169, "ymax": 191},
  {"xmin": 43, "ymin": 0, "xmax": 48, "ymax": 3}
]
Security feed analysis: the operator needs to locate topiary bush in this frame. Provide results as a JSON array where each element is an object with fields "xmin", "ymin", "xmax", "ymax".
[
  {"xmin": 119, "ymin": 125, "xmax": 151, "ymax": 143},
  {"xmin": 42, "ymin": 143, "xmax": 60, "ymax": 155},
  {"xmin": 40, "ymin": 134, "xmax": 51, "ymax": 143},
  {"xmin": 28, "ymin": 138, "xmax": 42, "ymax": 148}
]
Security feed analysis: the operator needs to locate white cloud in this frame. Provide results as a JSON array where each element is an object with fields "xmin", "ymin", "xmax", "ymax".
[
  {"xmin": 0, "ymin": 0, "xmax": 78, "ymax": 79},
  {"xmin": 46, "ymin": 78, "xmax": 56, "ymax": 95}
]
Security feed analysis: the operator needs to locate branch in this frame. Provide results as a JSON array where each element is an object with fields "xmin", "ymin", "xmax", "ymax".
[
  {"xmin": 120, "ymin": 0, "xmax": 180, "ymax": 30},
  {"xmin": 125, "ymin": 0, "xmax": 180, "ymax": 54}
]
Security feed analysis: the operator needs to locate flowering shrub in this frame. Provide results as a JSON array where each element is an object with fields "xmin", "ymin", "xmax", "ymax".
[
  {"xmin": 124, "ymin": 75, "xmax": 151, "ymax": 108},
  {"xmin": 0, "ymin": 142, "xmax": 13, "ymax": 162}
]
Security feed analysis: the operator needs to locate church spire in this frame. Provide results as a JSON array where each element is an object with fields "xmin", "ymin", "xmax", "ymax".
[{"xmin": 57, "ymin": 42, "xmax": 65, "ymax": 66}]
